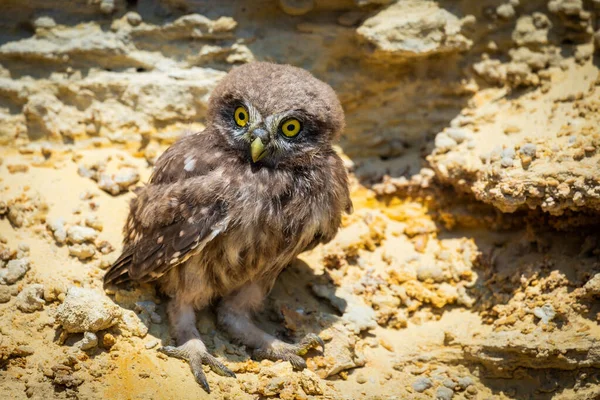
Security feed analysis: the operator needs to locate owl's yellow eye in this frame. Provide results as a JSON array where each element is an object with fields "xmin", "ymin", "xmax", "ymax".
[
  {"xmin": 280, "ymin": 118, "xmax": 301, "ymax": 137},
  {"xmin": 234, "ymin": 106, "xmax": 249, "ymax": 127}
]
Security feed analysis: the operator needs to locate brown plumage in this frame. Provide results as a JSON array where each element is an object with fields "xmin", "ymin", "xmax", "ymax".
[{"xmin": 104, "ymin": 62, "xmax": 351, "ymax": 392}]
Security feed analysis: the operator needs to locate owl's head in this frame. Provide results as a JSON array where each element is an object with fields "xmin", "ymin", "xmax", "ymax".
[{"xmin": 207, "ymin": 62, "xmax": 344, "ymax": 168}]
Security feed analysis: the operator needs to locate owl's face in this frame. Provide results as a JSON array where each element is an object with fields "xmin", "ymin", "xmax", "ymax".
[{"xmin": 208, "ymin": 62, "xmax": 345, "ymax": 168}]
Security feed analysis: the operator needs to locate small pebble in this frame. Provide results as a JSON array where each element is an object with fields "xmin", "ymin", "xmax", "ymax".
[
  {"xmin": 457, "ymin": 376, "xmax": 474, "ymax": 390},
  {"xmin": 435, "ymin": 133, "xmax": 458, "ymax": 152},
  {"xmin": 496, "ymin": 3, "xmax": 515, "ymax": 19},
  {"xmin": 75, "ymin": 332, "xmax": 98, "ymax": 351},
  {"xmin": 103, "ymin": 333, "xmax": 117, "ymax": 349},
  {"xmin": 412, "ymin": 377, "xmax": 433, "ymax": 392},
  {"xmin": 125, "ymin": 11, "xmax": 142, "ymax": 26},
  {"xmin": 436, "ymin": 386, "xmax": 454, "ymax": 400},
  {"xmin": 16, "ymin": 284, "xmax": 45, "ymax": 313},
  {"xmin": 443, "ymin": 379, "xmax": 457, "ymax": 390},
  {"xmin": 356, "ymin": 373, "xmax": 367, "ymax": 384},
  {"xmin": 533, "ymin": 304, "xmax": 556, "ymax": 324},
  {"xmin": 67, "ymin": 225, "xmax": 99, "ymax": 244},
  {"xmin": 519, "ymin": 143, "xmax": 537, "ymax": 157},
  {"xmin": 68, "ymin": 244, "xmax": 96, "ymax": 260},
  {"xmin": 445, "ymin": 128, "xmax": 472, "ymax": 144},
  {"xmin": 0, "ymin": 285, "xmax": 12, "ymax": 303},
  {"xmin": 1, "ymin": 258, "xmax": 31, "ymax": 284},
  {"xmin": 501, "ymin": 157, "xmax": 514, "ymax": 167}
]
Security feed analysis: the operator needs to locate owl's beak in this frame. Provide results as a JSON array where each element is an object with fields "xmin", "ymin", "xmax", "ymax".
[{"xmin": 250, "ymin": 137, "xmax": 268, "ymax": 163}]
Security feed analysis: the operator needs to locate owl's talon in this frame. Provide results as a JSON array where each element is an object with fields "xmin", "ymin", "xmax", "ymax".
[
  {"xmin": 158, "ymin": 345, "xmax": 186, "ymax": 359},
  {"xmin": 192, "ymin": 367, "xmax": 211, "ymax": 394},
  {"xmin": 298, "ymin": 333, "xmax": 325, "ymax": 355},
  {"xmin": 252, "ymin": 334, "xmax": 324, "ymax": 370},
  {"xmin": 203, "ymin": 353, "xmax": 237, "ymax": 378},
  {"xmin": 158, "ymin": 341, "xmax": 235, "ymax": 393}
]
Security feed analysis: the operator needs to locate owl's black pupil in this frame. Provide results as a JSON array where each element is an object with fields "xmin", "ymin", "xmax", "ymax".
[
  {"xmin": 287, "ymin": 125, "xmax": 293, "ymax": 131},
  {"xmin": 238, "ymin": 112, "xmax": 245, "ymax": 120}
]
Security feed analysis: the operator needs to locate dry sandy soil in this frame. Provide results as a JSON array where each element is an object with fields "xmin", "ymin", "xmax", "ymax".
[{"xmin": 1, "ymin": 1, "xmax": 600, "ymax": 399}]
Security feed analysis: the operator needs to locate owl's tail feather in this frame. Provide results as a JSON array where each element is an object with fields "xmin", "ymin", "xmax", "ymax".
[{"xmin": 103, "ymin": 249, "xmax": 133, "ymax": 286}]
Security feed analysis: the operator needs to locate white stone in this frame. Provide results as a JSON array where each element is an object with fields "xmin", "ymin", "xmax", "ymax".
[{"xmin": 55, "ymin": 287, "xmax": 122, "ymax": 333}]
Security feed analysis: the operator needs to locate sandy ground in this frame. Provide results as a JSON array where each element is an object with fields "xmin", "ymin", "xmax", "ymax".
[{"xmin": 0, "ymin": 127, "xmax": 599, "ymax": 399}]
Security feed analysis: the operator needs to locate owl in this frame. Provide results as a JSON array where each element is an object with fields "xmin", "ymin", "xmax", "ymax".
[{"xmin": 104, "ymin": 62, "xmax": 352, "ymax": 393}]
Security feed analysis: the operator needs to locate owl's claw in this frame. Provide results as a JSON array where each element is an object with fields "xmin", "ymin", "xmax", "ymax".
[
  {"xmin": 159, "ymin": 342, "xmax": 236, "ymax": 394},
  {"xmin": 252, "ymin": 333, "xmax": 325, "ymax": 370},
  {"xmin": 297, "ymin": 333, "xmax": 325, "ymax": 355}
]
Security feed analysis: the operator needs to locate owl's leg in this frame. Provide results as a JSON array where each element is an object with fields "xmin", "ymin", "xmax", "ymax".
[
  {"xmin": 217, "ymin": 282, "xmax": 324, "ymax": 369},
  {"xmin": 159, "ymin": 299, "xmax": 235, "ymax": 393}
]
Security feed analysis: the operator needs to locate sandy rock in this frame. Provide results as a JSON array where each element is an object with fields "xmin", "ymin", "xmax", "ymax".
[
  {"xmin": 416, "ymin": 264, "xmax": 446, "ymax": 283},
  {"xmin": 357, "ymin": 1, "xmax": 472, "ymax": 61},
  {"xmin": 55, "ymin": 287, "xmax": 122, "ymax": 333},
  {"xmin": 102, "ymin": 333, "xmax": 117, "ymax": 349},
  {"xmin": 86, "ymin": 166, "xmax": 140, "ymax": 196},
  {"xmin": 430, "ymin": 57, "xmax": 600, "ymax": 215},
  {"xmin": 473, "ymin": 58, "xmax": 508, "ymax": 86},
  {"xmin": 16, "ymin": 284, "xmax": 45, "ymax": 312},
  {"xmin": 250, "ymin": 362, "xmax": 324, "ymax": 398},
  {"xmin": 457, "ymin": 376, "xmax": 474, "ymax": 390},
  {"xmin": 130, "ymin": 13, "xmax": 236, "ymax": 41},
  {"xmin": 84, "ymin": 214, "xmax": 103, "ymax": 231},
  {"xmin": 43, "ymin": 280, "xmax": 67, "ymax": 303},
  {"xmin": 68, "ymin": 244, "xmax": 96, "ymax": 260},
  {"xmin": 52, "ymin": 368, "xmax": 84, "ymax": 388},
  {"xmin": 119, "ymin": 309, "xmax": 149, "ymax": 338},
  {"xmin": 316, "ymin": 324, "xmax": 364, "ymax": 378},
  {"xmin": 7, "ymin": 193, "xmax": 48, "ymax": 228},
  {"xmin": 47, "ymin": 217, "xmax": 67, "ymax": 244},
  {"xmin": 512, "ymin": 13, "xmax": 551, "ymax": 46},
  {"xmin": 583, "ymin": 273, "xmax": 600, "ymax": 295},
  {"xmin": 33, "ymin": 16, "xmax": 57, "ymax": 29},
  {"xmin": 299, "ymin": 369, "xmax": 323, "ymax": 395},
  {"xmin": 67, "ymin": 225, "xmax": 99, "ymax": 244},
  {"xmin": 519, "ymin": 143, "xmax": 537, "ymax": 157},
  {"xmin": 0, "ymin": 285, "xmax": 12, "ymax": 303},
  {"xmin": 533, "ymin": 304, "xmax": 556, "ymax": 324},
  {"xmin": 412, "ymin": 376, "xmax": 433, "ymax": 392},
  {"xmin": 496, "ymin": 3, "xmax": 516, "ymax": 19},
  {"xmin": 434, "ymin": 133, "xmax": 458, "ymax": 153},
  {"xmin": 0, "ymin": 258, "xmax": 30, "ymax": 285},
  {"xmin": 436, "ymin": 386, "xmax": 454, "ymax": 400},
  {"xmin": 0, "ymin": 22, "xmax": 140, "ymax": 70},
  {"xmin": 74, "ymin": 332, "xmax": 98, "ymax": 351},
  {"xmin": 125, "ymin": 11, "xmax": 142, "ymax": 26},
  {"xmin": 311, "ymin": 284, "xmax": 376, "ymax": 333},
  {"xmin": 112, "ymin": 167, "xmax": 140, "ymax": 190},
  {"xmin": 23, "ymin": 93, "xmax": 87, "ymax": 140},
  {"xmin": 461, "ymin": 330, "xmax": 600, "ymax": 378}
]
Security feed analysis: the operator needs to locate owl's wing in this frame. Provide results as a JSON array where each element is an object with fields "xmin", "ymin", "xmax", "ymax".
[
  {"xmin": 104, "ymin": 181, "xmax": 230, "ymax": 285},
  {"xmin": 105, "ymin": 132, "xmax": 230, "ymax": 285}
]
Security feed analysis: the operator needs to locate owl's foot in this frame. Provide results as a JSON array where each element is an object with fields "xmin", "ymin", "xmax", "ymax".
[
  {"xmin": 252, "ymin": 333, "xmax": 325, "ymax": 370},
  {"xmin": 159, "ymin": 339, "xmax": 236, "ymax": 393}
]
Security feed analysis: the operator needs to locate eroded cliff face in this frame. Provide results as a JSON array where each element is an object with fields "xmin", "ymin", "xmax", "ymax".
[{"xmin": 0, "ymin": 1, "xmax": 599, "ymax": 400}]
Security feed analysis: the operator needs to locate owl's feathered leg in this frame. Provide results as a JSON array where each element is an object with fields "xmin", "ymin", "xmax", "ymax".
[
  {"xmin": 217, "ymin": 282, "xmax": 324, "ymax": 369},
  {"xmin": 159, "ymin": 300, "xmax": 235, "ymax": 393}
]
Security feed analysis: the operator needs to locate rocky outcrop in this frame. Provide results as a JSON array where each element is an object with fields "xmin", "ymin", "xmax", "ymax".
[{"xmin": 357, "ymin": 0, "xmax": 473, "ymax": 61}]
